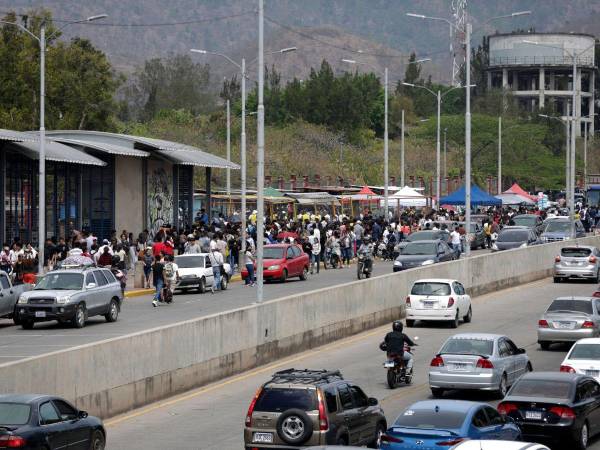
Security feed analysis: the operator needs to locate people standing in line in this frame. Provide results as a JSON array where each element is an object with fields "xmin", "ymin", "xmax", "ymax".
[
  {"xmin": 309, "ymin": 229, "xmax": 321, "ymax": 274},
  {"xmin": 244, "ymin": 243, "xmax": 256, "ymax": 287},
  {"xmin": 209, "ymin": 246, "xmax": 224, "ymax": 294},
  {"xmin": 152, "ymin": 254, "xmax": 164, "ymax": 307}
]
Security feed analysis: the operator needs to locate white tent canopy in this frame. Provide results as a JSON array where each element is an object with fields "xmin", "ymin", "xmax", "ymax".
[
  {"xmin": 495, "ymin": 193, "xmax": 536, "ymax": 205},
  {"xmin": 382, "ymin": 186, "xmax": 427, "ymax": 207}
]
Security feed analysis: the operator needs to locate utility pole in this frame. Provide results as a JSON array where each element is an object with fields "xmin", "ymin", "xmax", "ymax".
[
  {"xmin": 241, "ymin": 58, "xmax": 247, "ymax": 264},
  {"xmin": 443, "ymin": 128, "xmax": 448, "ymax": 181},
  {"xmin": 384, "ymin": 67, "xmax": 389, "ymax": 217},
  {"xmin": 498, "ymin": 116, "xmax": 502, "ymax": 194},
  {"xmin": 256, "ymin": 0, "xmax": 265, "ymax": 303},
  {"xmin": 436, "ymin": 89, "xmax": 441, "ymax": 206},
  {"xmin": 39, "ymin": 23, "xmax": 46, "ymax": 274},
  {"xmin": 464, "ymin": 21, "xmax": 472, "ymax": 257},
  {"xmin": 401, "ymin": 109, "xmax": 405, "ymax": 186},
  {"xmin": 584, "ymin": 121, "xmax": 588, "ymax": 191},
  {"xmin": 226, "ymin": 99, "xmax": 231, "ymax": 196},
  {"xmin": 570, "ymin": 57, "xmax": 577, "ymax": 238}
]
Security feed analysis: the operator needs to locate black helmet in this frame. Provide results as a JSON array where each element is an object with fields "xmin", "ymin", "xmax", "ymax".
[
  {"xmin": 393, "ymin": 320, "xmax": 403, "ymax": 332},
  {"xmin": 363, "ymin": 234, "xmax": 372, "ymax": 243}
]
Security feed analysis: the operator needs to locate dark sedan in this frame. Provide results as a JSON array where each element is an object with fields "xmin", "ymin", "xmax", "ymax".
[
  {"xmin": 492, "ymin": 226, "xmax": 539, "ymax": 252},
  {"xmin": 393, "ymin": 239, "xmax": 456, "ymax": 272},
  {"xmin": 0, "ymin": 394, "xmax": 105, "ymax": 449},
  {"xmin": 498, "ymin": 372, "xmax": 600, "ymax": 449},
  {"xmin": 395, "ymin": 229, "xmax": 450, "ymax": 252},
  {"xmin": 511, "ymin": 214, "xmax": 545, "ymax": 235}
]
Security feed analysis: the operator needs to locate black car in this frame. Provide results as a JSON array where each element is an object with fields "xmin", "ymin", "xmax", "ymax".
[
  {"xmin": 393, "ymin": 239, "xmax": 456, "ymax": 272},
  {"xmin": 395, "ymin": 230, "xmax": 451, "ymax": 252},
  {"xmin": 511, "ymin": 214, "xmax": 545, "ymax": 235},
  {"xmin": 492, "ymin": 226, "xmax": 539, "ymax": 252},
  {"xmin": 498, "ymin": 372, "xmax": 600, "ymax": 449},
  {"xmin": 0, "ymin": 394, "xmax": 105, "ymax": 450}
]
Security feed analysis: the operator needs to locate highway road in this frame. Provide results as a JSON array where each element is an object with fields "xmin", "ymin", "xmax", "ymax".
[
  {"xmin": 0, "ymin": 251, "xmax": 488, "ymax": 363},
  {"xmin": 104, "ymin": 277, "xmax": 600, "ymax": 450}
]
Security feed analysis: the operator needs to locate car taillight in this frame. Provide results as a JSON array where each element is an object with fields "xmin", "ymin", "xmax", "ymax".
[
  {"xmin": 436, "ymin": 438, "xmax": 465, "ymax": 446},
  {"xmin": 555, "ymin": 255, "xmax": 561, "ymax": 262},
  {"xmin": 245, "ymin": 386, "xmax": 263, "ymax": 427},
  {"xmin": 560, "ymin": 365, "xmax": 576, "ymax": 373},
  {"xmin": 593, "ymin": 291, "xmax": 600, "ymax": 298},
  {"xmin": 582, "ymin": 321, "xmax": 595, "ymax": 328},
  {"xmin": 430, "ymin": 356, "xmax": 444, "ymax": 367},
  {"xmin": 406, "ymin": 296, "xmax": 411, "ymax": 306},
  {"xmin": 497, "ymin": 402, "xmax": 518, "ymax": 416},
  {"xmin": 447, "ymin": 297, "xmax": 455, "ymax": 308},
  {"xmin": 476, "ymin": 358, "xmax": 494, "ymax": 369},
  {"xmin": 317, "ymin": 389, "xmax": 328, "ymax": 431},
  {"xmin": 380, "ymin": 434, "xmax": 404, "ymax": 444},
  {"xmin": 549, "ymin": 406, "xmax": 576, "ymax": 419},
  {"xmin": 590, "ymin": 256, "xmax": 597, "ymax": 263},
  {"xmin": 0, "ymin": 436, "xmax": 26, "ymax": 448},
  {"xmin": 538, "ymin": 319, "xmax": 549, "ymax": 328}
]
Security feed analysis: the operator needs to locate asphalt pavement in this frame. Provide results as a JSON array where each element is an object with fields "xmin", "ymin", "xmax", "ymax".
[
  {"xmin": 104, "ymin": 277, "xmax": 600, "ymax": 450},
  {"xmin": 0, "ymin": 249, "xmax": 488, "ymax": 363}
]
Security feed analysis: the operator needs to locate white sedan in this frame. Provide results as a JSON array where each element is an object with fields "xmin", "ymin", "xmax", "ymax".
[
  {"xmin": 449, "ymin": 441, "xmax": 549, "ymax": 450},
  {"xmin": 560, "ymin": 337, "xmax": 600, "ymax": 380},
  {"xmin": 405, "ymin": 279, "xmax": 472, "ymax": 328}
]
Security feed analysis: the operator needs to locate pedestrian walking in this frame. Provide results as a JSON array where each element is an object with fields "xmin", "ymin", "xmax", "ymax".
[
  {"xmin": 244, "ymin": 244, "xmax": 256, "ymax": 286},
  {"xmin": 152, "ymin": 255, "xmax": 164, "ymax": 307},
  {"xmin": 309, "ymin": 229, "xmax": 321, "ymax": 274},
  {"xmin": 208, "ymin": 247, "xmax": 224, "ymax": 293}
]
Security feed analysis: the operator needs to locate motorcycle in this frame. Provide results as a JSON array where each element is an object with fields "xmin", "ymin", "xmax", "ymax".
[
  {"xmin": 381, "ymin": 339, "xmax": 418, "ymax": 389},
  {"xmin": 323, "ymin": 247, "xmax": 340, "ymax": 269},
  {"xmin": 356, "ymin": 254, "xmax": 372, "ymax": 280}
]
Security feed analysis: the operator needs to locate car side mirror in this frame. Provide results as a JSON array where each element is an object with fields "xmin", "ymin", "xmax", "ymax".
[
  {"xmin": 368, "ymin": 397, "xmax": 379, "ymax": 406},
  {"xmin": 86, "ymin": 283, "xmax": 96, "ymax": 289},
  {"xmin": 77, "ymin": 410, "xmax": 88, "ymax": 419},
  {"xmin": 517, "ymin": 348, "xmax": 526, "ymax": 354}
]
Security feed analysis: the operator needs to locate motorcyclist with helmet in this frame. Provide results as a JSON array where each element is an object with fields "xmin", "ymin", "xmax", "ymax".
[
  {"xmin": 357, "ymin": 234, "xmax": 374, "ymax": 271},
  {"xmin": 382, "ymin": 320, "xmax": 417, "ymax": 370}
]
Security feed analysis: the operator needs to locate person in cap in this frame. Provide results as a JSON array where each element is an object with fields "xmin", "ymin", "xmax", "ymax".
[{"xmin": 184, "ymin": 234, "xmax": 201, "ymax": 254}]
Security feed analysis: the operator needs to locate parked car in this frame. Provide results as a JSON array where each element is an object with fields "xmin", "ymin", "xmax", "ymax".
[
  {"xmin": 429, "ymin": 333, "xmax": 532, "ymax": 398},
  {"xmin": 174, "ymin": 253, "xmax": 232, "ymax": 293},
  {"xmin": 405, "ymin": 279, "xmax": 472, "ymax": 328},
  {"xmin": 393, "ymin": 239, "xmax": 456, "ymax": 272},
  {"xmin": 553, "ymin": 246, "xmax": 600, "ymax": 283},
  {"xmin": 241, "ymin": 244, "xmax": 309, "ymax": 282},
  {"xmin": 538, "ymin": 297, "xmax": 600, "ymax": 350},
  {"xmin": 0, "ymin": 270, "xmax": 32, "ymax": 325},
  {"xmin": 541, "ymin": 218, "xmax": 586, "ymax": 243},
  {"xmin": 491, "ymin": 226, "xmax": 539, "ymax": 252},
  {"xmin": 243, "ymin": 369, "xmax": 386, "ymax": 449},
  {"xmin": 511, "ymin": 214, "xmax": 544, "ymax": 234},
  {"xmin": 395, "ymin": 229, "xmax": 451, "ymax": 252},
  {"xmin": 560, "ymin": 338, "xmax": 600, "ymax": 381},
  {"xmin": 16, "ymin": 266, "xmax": 123, "ymax": 329},
  {"xmin": 449, "ymin": 441, "xmax": 549, "ymax": 450},
  {"xmin": 379, "ymin": 400, "xmax": 521, "ymax": 449},
  {"xmin": 0, "ymin": 394, "xmax": 106, "ymax": 449},
  {"xmin": 498, "ymin": 372, "xmax": 600, "ymax": 449}
]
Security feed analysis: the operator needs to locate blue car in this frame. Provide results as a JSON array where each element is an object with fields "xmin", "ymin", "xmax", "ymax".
[{"xmin": 380, "ymin": 400, "xmax": 521, "ymax": 449}]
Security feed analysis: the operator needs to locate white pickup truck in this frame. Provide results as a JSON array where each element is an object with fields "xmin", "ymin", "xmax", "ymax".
[
  {"xmin": 0, "ymin": 271, "xmax": 32, "ymax": 325},
  {"xmin": 174, "ymin": 253, "xmax": 232, "ymax": 293}
]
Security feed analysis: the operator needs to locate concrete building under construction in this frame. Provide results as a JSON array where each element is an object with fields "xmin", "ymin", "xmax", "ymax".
[{"xmin": 486, "ymin": 32, "xmax": 596, "ymax": 136}]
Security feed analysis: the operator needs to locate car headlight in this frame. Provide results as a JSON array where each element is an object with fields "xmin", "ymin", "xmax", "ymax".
[
  {"xmin": 421, "ymin": 260, "xmax": 435, "ymax": 266},
  {"xmin": 520, "ymin": 243, "xmax": 528, "ymax": 248},
  {"xmin": 394, "ymin": 261, "xmax": 402, "ymax": 266},
  {"xmin": 267, "ymin": 265, "xmax": 280, "ymax": 271},
  {"xmin": 18, "ymin": 295, "xmax": 27, "ymax": 304},
  {"xmin": 56, "ymin": 295, "xmax": 71, "ymax": 304}
]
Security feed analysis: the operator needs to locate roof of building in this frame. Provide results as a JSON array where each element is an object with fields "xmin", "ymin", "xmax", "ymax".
[{"xmin": 489, "ymin": 31, "xmax": 595, "ymax": 39}]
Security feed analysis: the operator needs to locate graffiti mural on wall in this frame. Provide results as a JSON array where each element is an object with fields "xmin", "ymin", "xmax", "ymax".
[{"xmin": 147, "ymin": 161, "xmax": 173, "ymax": 238}]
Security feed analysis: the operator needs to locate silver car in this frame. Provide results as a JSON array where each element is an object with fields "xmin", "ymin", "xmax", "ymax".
[
  {"xmin": 553, "ymin": 245, "xmax": 600, "ymax": 283},
  {"xmin": 428, "ymin": 333, "xmax": 531, "ymax": 398},
  {"xmin": 537, "ymin": 297, "xmax": 600, "ymax": 349}
]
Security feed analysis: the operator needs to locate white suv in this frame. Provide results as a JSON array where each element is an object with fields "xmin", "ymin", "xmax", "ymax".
[{"xmin": 405, "ymin": 279, "xmax": 472, "ymax": 328}]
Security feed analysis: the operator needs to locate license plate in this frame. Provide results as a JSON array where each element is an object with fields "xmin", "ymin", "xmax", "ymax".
[
  {"xmin": 557, "ymin": 322, "xmax": 574, "ymax": 329},
  {"xmin": 423, "ymin": 301, "xmax": 435, "ymax": 308},
  {"xmin": 586, "ymin": 370, "xmax": 600, "ymax": 377},
  {"xmin": 452, "ymin": 363, "xmax": 468, "ymax": 370},
  {"xmin": 253, "ymin": 432, "xmax": 273, "ymax": 443},
  {"xmin": 525, "ymin": 411, "xmax": 542, "ymax": 420},
  {"xmin": 384, "ymin": 361, "xmax": 396, "ymax": 368},
  {"xmin": 35, "ymin": 311, "xmax": 46, "ymax": 318}
]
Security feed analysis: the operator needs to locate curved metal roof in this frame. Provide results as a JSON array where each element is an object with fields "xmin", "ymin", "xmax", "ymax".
[
  {"xmin": 50, "ymin": 137, "xmax": 150, "ymax": 158},
  {"xmin": 10, "ymin": 140, "xmax": 106, "ymax": 166}
]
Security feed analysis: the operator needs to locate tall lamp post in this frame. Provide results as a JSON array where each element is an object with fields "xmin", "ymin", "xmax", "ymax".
[
  {"xmin": 0, "ymin": 13, "xmax": 107, "ymax": 273},
  {"xmin": 402, "ymin": 83, "xmax": 468, "ymax": 206},
  {"xmin": 407, "ymin": 9, "xmax": 531, "ymax": 256}
]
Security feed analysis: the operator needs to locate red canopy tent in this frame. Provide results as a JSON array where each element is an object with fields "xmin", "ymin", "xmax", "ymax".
[{"xmin": 504, "ymin": 183, "xmax": 537, "ymax": 202}]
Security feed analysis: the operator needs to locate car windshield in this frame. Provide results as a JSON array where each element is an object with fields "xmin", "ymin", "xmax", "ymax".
[
  {"xmin": 440, "ymin": 338, "xmax": 494, "ymax": 356},
  {"xmin": 393, "ymin": 408, "xmax": 465, "ymax": 429},
  {"xmin": 561, "ymin": 248, "xmax": 592, "ymax": 258},
  {"xmin": 0, "ymin": 403, "xmax": 30, "ymax": 425},
  {"xmin": 264, "ymin": 247, "xmax": 285, "ymax": 259},
  {"xmin": 411, "ymin": 282, "xmax": 451, "ymax": 296},
  {"xmin": 512, "ymin": 216, "xmax": 537, "ymax": 226},
  {"xmin": 253, "ymin": 388, "xmax": 317, "ymax": 412},
  {"xmin": 569, "ymin": 344, "xmax": 600, "ymax": 360},
  {"xmin": 408, "ymin": 231, "xmax": 437, "ymax": 242},
  {"xmin": 497, "ymin": 230, "xmax": 529, "ymax": 242},
  {"xmin": 34, "ymin": 273, "xmax": 83, "ymax": 290},
  {"xmin": 547, "ymin": 299, "xmax": 593, "ymax": 315},
  {"xmin": 545, "ymin": 221, "xmax": 571, "ymax": 232},
  {"xmin": 510, "ymin": 379, "xmax": 571, "ymax": 400},
  {"xmin": 175, "ymin": 255, "xmax": 204, "ymax": 268},
  {"xmin": 402, "ymin": 243, "xmax": 437, "ymax": 256}
]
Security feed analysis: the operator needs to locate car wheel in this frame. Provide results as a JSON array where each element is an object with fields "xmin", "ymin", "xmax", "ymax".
[
  {"xmin": 198, "ymin": 277, "xmax": 206, "ymax": 294},
  {"xmin": 275, "ymin": 408, "xmax": 313, "ymax": 446},
  {"xmin": 406, "ymin": 319, "xmax": 415, "ymax": 328},
  {"xmin": 91, "ymin": 430, "xmax": 106, "ymax": 450},
  {"xmin": 12, "ymin": 306, "xmax": 21, "ymax": 326},
  {"xmin": 431, "ymin": 388, "xmax": 444, "ymax": 398},
  {"xmin": 72, "ymin": 304, "xmax": 86, "ymax": 329},
  {"xmin": 21, "ymin": 320, "xmax": 34, "ymax": 330},
  {"xmin": 497, "ymin": 374, "xmax": 508, "ymax": 398},
  {"xmin": 104, "ymin": 299, "xmax": 119, "ymax": 323},
  {"xmin": 367, "ymin": 423, "xmax": 386, "ymax": 449},
  {"xmin": 299, "ymin": 266, "xmax": 308, "ymax": 281},
  {"xmin": 540, "ymin": 341, "xmax": 551, "ymax": 350},
  {"xmin": 450, "ymin": 312, "xmax": 459, "ymax": 328},
  {"xmin": 221, "ymin": 275, "xmax": 228, "ymax": 290},
  {"xmin": 575, "ymin": 422, "xmax": 589, "ymax": 450},
  {"xmin": 280, "ymin": 269, "xmax": 288, "ymax": 283},
  {"xmin": 463, "ymin": 306, "xmax": 473, "ymax": 323}
]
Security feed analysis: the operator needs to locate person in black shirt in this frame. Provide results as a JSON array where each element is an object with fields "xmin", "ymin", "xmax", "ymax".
[
  {"xmin": 383, "ymin": 321, "xmax": 416, "ymax": 370},
  {"xmin": 152, "ymin": 255, "xmax": 164, "ymax": 307}
]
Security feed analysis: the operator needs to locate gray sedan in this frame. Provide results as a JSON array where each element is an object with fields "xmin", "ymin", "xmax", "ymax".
[
  {"xmin": 553, "ymin": 245, "xmax": 600, "ymax": 283},
  {"xmin": 538, "ymin": 297, "xmax": 600, "ymax": 349},
  {"xmin": 393, "ymin": 239, "xmax": 456, "ymax": 272},
  {"xmin": 428, "ymin": 333, "xmax": 531, "ymax": 398},
  {"xmin": 491, "ymin": 226, "xmax": 539, "ymax": 252}
]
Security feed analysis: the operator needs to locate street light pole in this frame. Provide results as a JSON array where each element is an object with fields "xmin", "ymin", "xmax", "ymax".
[
  {"xmin": 240, "ymin": 58, "xmax": 247, "ymax": 264},
  {"xmin": 256, "ymin": 0, "xmax": 265, "ymax": 303},
  {"xmin": 465, "ymin": 21, "xmax": 472, "ymax": 256},
  {"xmin": 570, "ymin": 56, "xmax": 577, "ymax": 237},
  {"xmin": 384, "ymin": 67, "xmax": 389, "ymax": 217},
  {"xmin": 226, "ymin": 99, "xmax": 231, "ymax": 196},
  {"xmin": 436, "ymin": 89, "xmax": 441, "ymax": 206},
  {"xmin": 498, "ymin": 116, "xmax": 502, "ymax": 194},
  {"xmin": 443, "ymin": 128, "xmax": 447, "ymax": 181},
  {"xmin": 401, "ymin": 109, "xmax": 405, "ymax": 187},
  {"xmin": 584, "ymin": 120, "xmax": 588, "ymax": 191}
]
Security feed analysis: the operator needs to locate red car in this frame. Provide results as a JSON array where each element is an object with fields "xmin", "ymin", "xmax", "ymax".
[{"xmin": 241, "ymin": 243, "xmax": 309, "ymax": 282}]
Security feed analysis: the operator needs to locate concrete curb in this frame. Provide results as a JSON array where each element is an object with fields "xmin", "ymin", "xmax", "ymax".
[{"xmin": 124, "ymin": 273, "xmax": 242, "ymax": 298}]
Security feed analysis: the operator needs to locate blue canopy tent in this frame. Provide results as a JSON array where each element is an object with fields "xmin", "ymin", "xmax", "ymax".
[{"xmin": 440, "ymin": 184, "xmax": 502, "ymax": 206}]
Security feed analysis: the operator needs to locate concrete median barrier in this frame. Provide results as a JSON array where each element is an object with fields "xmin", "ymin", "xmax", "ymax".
[{"xmin": 1, "ymin": 236, "xmax": 599, "ymax": 418}]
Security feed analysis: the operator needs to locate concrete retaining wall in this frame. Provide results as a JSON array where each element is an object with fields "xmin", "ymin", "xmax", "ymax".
[{"xmin": 2, "ymin": 236, "xmax": 599, "ymax": 418}]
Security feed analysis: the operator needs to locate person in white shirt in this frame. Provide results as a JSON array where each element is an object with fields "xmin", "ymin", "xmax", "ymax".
[
  {"xmin": 208, "ymin": 247, "xmax": 224, "ymax": 293},
  {"xmin": 450, "ymin": 227, "xmax": 461, "ymax": 256}
]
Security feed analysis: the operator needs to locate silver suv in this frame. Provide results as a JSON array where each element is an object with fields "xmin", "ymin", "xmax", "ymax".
[{"xmin": 16, "ymin": 266, "xmax": 123, "ymax": 329}]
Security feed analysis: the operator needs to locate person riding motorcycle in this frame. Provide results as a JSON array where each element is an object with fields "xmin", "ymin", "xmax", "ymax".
[
  {"xmin": 382, "ymin": 320, "xmax": 417, "ymax": 370},
  {"xmin": 357, "ymin": 234, "xmax": 374, "ymax": 270}
]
